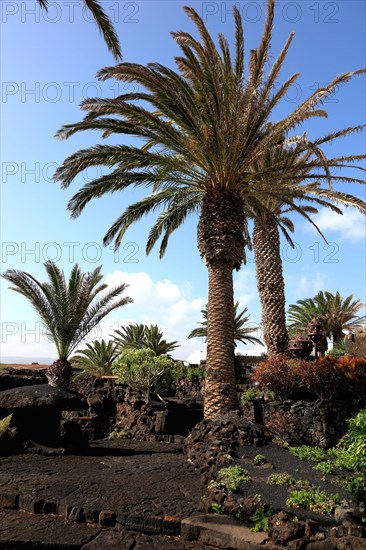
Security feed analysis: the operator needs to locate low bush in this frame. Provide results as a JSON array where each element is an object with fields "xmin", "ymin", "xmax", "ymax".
[
  {"xmin": 186, "ymin": 366, "xmax": 205, "ymax": 382},
  {"xmin": 217, "ymin": 465, "xmax": 251, "ymax": 493},
  {"xmin": 252, "ymin": 355, "xmax": 366, "ymax": 401},
  {"xmin": 289, "ymin": 445, "xmax": 327, "ymax": 463},
  {"xmin": 112, "ymin": 348, "xmax": 176, "ymax": 402},
  {"xmin": 313, "ymin": 461, "xmax": 334, "ymax": 475},
  {"xmin": 254, "ymin": 454, "xmax": 266, "ymax": 466},
  {"xmin": 286, "ymin": 487, "xmax": 340, "ymax": 514},
  {"xmin": 250, "ymin": 507, "xmax": 274, "ymax": 532},
  {"xmin": 251, "ymin": 355, "xmax": 301, "ymax": 400},
  {"xmin": 267, "ymin": 473, "xmax": 296, "ymax": 486}
]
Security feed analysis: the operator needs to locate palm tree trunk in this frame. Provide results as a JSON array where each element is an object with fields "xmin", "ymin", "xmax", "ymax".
[
  {"xmin": 46, "ymin": 358, "xmax": 73, "ymax": 388},
  {"xmin": 253, "ymin": 218, "xmax": 289, "ymax": 356},
  {"xmin": 204, "ymin": 262, "xmax": 239, "ymax": 419},
  {"xmin": 197, "ymin": 188, "xmax": 245, "ymax": 419},
  {"xmin": 332, "ymin": 329, "xmax": 344, "ymax": 345}
]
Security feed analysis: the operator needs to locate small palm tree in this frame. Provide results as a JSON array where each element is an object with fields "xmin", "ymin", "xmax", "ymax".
[
  {"xmin": 2, "ymin": 262, "xmax": 132, "ymax": 387},
  {"xmin": 36, "ymin": 0, "xmax": 122, "ymax": 60},
  {"xmin": 71, "ymin": 339, "xmax": 118, "ymax": 378},
  {"xmin": 188, "ymin": 302, "xmax": 263, "ymax": 347},
  {"xmin": 114, "ymin": 323, "xmax": 179, "ymax": 355},
  {"xmin": 287, "ymin": 291, "xmax": 365, "ymax": 344}
]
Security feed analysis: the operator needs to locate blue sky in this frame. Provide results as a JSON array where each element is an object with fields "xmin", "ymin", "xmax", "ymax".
[{"xmin": 1, "ymin": 0, "xmax": 365, "ymax": 362}]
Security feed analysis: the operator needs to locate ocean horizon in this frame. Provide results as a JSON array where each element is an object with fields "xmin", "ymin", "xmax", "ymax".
[{"xmin": 0, "ymin": 356, "xmax": 56, "ymax": 365}]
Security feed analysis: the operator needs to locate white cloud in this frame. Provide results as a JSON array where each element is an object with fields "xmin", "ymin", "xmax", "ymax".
[
  {"xmin": 286, "ymin": 271, "xmax": 328, "ymax": 298},
  {"xmin": 308, "ymin": 208, "xmax": 366, "ymax": 242},
  {"xmin": 103, "ymin": 271, "xmax": 205, "ymax": 360}
]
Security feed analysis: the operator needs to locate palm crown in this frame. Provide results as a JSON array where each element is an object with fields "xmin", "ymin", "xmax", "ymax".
[
  {"xmin": 287, "ymin": 291, "xmax": 365, "ymax": 344},
  {"xmin": 114, "ymin": 323, "xmax": 179, "ymax": 356},
  {"xmin": 188, "ymin": 302, "xmax": 263, "ymax": 347}
]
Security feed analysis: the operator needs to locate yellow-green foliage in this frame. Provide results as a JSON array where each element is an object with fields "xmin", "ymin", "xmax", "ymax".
[{"xmin": 0, "ymin": 415, "xmax": 12, "ymax": 434}]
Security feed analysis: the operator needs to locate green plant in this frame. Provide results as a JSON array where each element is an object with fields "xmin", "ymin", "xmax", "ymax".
[
  {"xmin": 241, "ymin": 387, "xmax": 260, "ymax": 406},
  {"xmin": 289, "ymin": 446, "xmax": 327, "ymax": 463},
  {"xmin": 108, "ymin": 429, "xmax": 126, "ymax": 440},
  {"xmin": 0, "ymin": 415, "xmax": 12, "ymax": 434},
  {"xmin": 112, "ymin": 348, "xmax": 176, "ymax": 402},
  {"xmin": 286, "ymin": 487, "xmax": 340, "ymax": 514},
  {"xmin": 313, "ymin": 461, "xmax": 334, "ymax": 475},
  {"xmin": 327, "ymin": 447, "xmax": 357, "ymax": 472},
  {"xmin": 267, "ymin": 473, "xmax": 296, "ymax": 486},
  {"xmin": 211, "ymin": 503, "xmax": 225, "ymax": 515},
  {"xmin": 254, "ymin": 454, "xmax": 267, "ymax": 466},
  {"xmin": 339, "ymin": 409, "xmax": 366, "ymax": 471},
  {"xmin": 327, "ymin": 342, "xmax": 346, "ymax": 358},
  {"xmin": 72, "ymin": 339, "xmax": 118, "ymax": 378},
  {"xmin": 344, "ymin": 475, "xmax": 366, "ymax": 515},
  {"xmin": 293, "ymin": 479, "xmax": 313, "ymax": 489},
  {"xmin": 217, "ymin": 466, "xmax": 251, "ymax": 493},
  {"xmin": 188, "ymin": 302, "xmax": 263, "ymax": 347},
  {"xmin": 186, "ymin": 366, "xmax": 205, "ymax": 382},
  {"xmin": 250, "ymin": 507, "xmax": 273, "ymax": 532}
]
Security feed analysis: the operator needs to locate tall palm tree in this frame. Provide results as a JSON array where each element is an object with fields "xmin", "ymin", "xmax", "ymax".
[
  {"xmin": 71, "ymin": 339, "xmax": 118, "ymax": 378},
  {"xmin": 114, "ymin": 323, "xmax": 179, "ymax": 355},
  {"xmin": 54, "ymin": 1, "xmax": 365, "ymax": 418},
  {"xmin": 288, "ymin": 291, "xmax": 365, "ymax": 344},
  {"xmin": 247, "ymin": 139, "xmax": 366, "ymax": 356},
  {"xmin": 188, "ymin": 302, "xmax": 263, "ymax": 347},
  {"xmin": 36, "ymin": 0, "xmax": 122, "ymax": 60},
  {"xmin": 2, "ymin": 262, "xmax": 132, "ymax": 387}
]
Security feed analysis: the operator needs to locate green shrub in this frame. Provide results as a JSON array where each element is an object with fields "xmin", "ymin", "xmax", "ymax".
[
  {"xmin": 186, "ymin": 366, "xmax": 205, "ymax": 382},
  {"xmin": 286, "ymin": 487, "xmax": 340, "ymax": 514},
  {"xmin": 344, "ymin": 476, "xmax": 366, "ymax": 515},
  {"xmin": 108, "ymin": 429, "xmax": 126, "ymax": 440},
  {"xmin": 289, "ymin": 446, "xmax": 327, "ymax": 463},
  {"xmin": 254, "ymin": 454, "xmax": 266, "ymax": 466},
  {"xmin": 267, "ymin": 473, "xmax": 296, "ymax": 486},
  {"xmin": 339, "ymin": 409, "xmax": 366, "ymax": 471},
  {"xmin": 327, "ymin": 448, "xmax": 357, "ymax": 472},
  {"xmin": 112, "ymin": 348, "xmax": 176, "ymax": 401},
  {"xmin": 211, "ymin": 503, "xmax": 224, "ymax": 514},
  {"xmin": 241, "ymin": 387, "xmax": 260, "ymax": 406},
  {"xmin": 313, "ymin": 461, "xmax": 335, "ymax": 475},
  {"xmin": 327, "ymin": 342, "xmax": 346, "ymax": 358},
  {"xmin": 250, "ymin": 507, "xmax": 273, "ymax": 532},
  {"xmin": 217, "ymin": 465, "xmax": 251, "ymax": 493}
]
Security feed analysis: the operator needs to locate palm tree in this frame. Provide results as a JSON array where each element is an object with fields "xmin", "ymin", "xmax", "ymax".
[
  {"xmin": 114, "ymin": 323, "xmax": 179, "ymax": 355},
  {"xmin": 2, "ymin": 262, "xmax": 132, "ymax": 387},
  {"xmin": 71, "ymin": 339, "xmax": 118, "ymax": 378},
  {"xmin": 287, "ymin": 291, "xmax": 365, "ymax": 344},
  {"xmin": 54, "ymin": 1, "xmax": 365, "ymax": 418},
  {"xmin": 188, "ymin": 302, "xmax": 263, "ymax": 347},
  {"xmin": 247, "ymin": 139, "xmax": 366, "ymax": 356},
  {"xmin": 36, "ymin": 0, "xmax": 122, "ymax": 60}
]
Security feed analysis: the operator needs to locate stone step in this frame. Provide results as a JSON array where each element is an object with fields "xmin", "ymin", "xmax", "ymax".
[{"xmin": 181, "ymin": 514, "xmax": 276, "ymax": 550}]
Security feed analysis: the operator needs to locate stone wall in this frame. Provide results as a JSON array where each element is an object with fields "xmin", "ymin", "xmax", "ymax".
[
  {"xmin": 345, "ymin": 332, "xmax": 366, "ymax": 357},
  {"xmin": 243, "ymin": 398, "xmax": 364, "ymax": 448}
]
